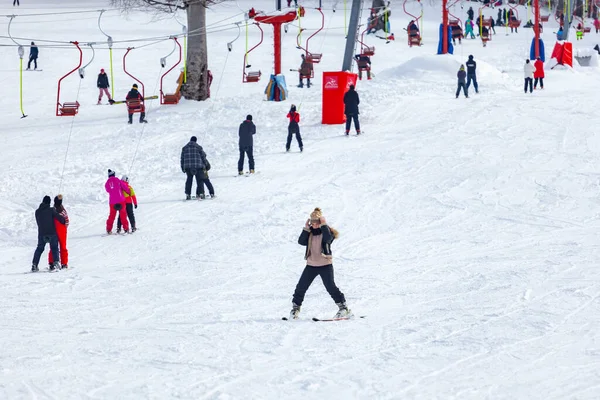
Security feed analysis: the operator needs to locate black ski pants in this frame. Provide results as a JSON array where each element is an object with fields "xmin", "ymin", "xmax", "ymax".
[
  {"xmin": 534, "ymin": 77, "xmax": 544, "ymax": 89},
  {"xmin": 238, "ymin": 145, "xmax": 255, "ymax": 172},
  {"xmin": 117, "ymin": 203, "xmax": 136, "ymax": 230},
  {"xmin": 27, "ymin": 56, "xmax": 37, "ymax": 69},
  {"xmin": 128, "ymin": 111, "xmax": 146, "ymax": 123},
  {"xmin": 286, "ymin": 126, "xmax": 303, "ymax": 151},
  {"xmin": 456, "ymin": 82, "xmax": 468, "ymax": 97},
  {"xmin": 524, "ymin": 77, "xmax": 533, "ymax": 93},
  {"xmin": 466, "ymin": 74, "xmax": 478, "ymax": 93},
  {"xmin": 199, "ymin": 178, "xmax": 215, "ymax": 196},
  {"xmin": 13, "ymin": 0, "xmax": 20, "ymax": 5},
  {"xmin": 32, "ymin": 234, "xmax": 59, "ymax": 267},
  {"xmin": 292, "ymin": 264, "xmax": 346, "ymax": 306},
  {"xmin": 345, "ymin": 113, "xmax": 360, "ymax": 133},
  {"xmin": 185, "ymin": 169, "xmax": 204, "ymax": 196}
]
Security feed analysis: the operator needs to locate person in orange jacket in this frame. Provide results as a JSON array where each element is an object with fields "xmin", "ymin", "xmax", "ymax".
[
  {"xmin": 117, "ymin": 175, "xmax": 138, "ymax": 233},
  {"xmin": 533, "ymin": 57, "xmax": 544, "ymax": 90},
  {"xmin": 286, "ymin": 104, "xmax": 303, "ymax": 152},
  {"xmin": 48, "ymin": 194, "xmax": 69, "ymax": 269}
]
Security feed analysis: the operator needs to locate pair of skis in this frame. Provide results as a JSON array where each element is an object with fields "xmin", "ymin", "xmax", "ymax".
[
  {"xmin": 282, "ymin": 315, "xmax": 366, "ymax": 322},
  {"xmin": 108, "ymin": 95, "xmax": 158, "ymax": 105}
]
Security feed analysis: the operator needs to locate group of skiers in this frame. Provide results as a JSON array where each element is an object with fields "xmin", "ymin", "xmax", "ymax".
[
  {"xmin": 105, "ymin": 169, "xmax": 138, "ymax": 234},
  {"xmin": 31, "ymin": 195, "xmax": 68, "ymax": 272},
  {"xmin": 524, "ymin": 58, "xmax": 544, "ymax": 93},
  {"xmin": 456, "ymin": 55, "xmax": 479, "ymax": 98}
]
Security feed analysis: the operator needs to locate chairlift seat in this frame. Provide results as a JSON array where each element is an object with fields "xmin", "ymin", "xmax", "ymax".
[
  {"xmin": 362, "ymin": 46, "xmax": 375, "ymax": 56},
  {"xmin": 308, "ymin": 53, "xmax": 322, "ymax": 63},
  {"xmin": 409, "ymin": 35, "xmax": 421, "ymax": 47},
  {"xmin": 127, "ymin": 99, "xmax": 145, "ymax": 113},
  {"xmin": 58, "ymin": 101, "xmax": 80, "ymax": 116},
  {"xmin": 509, "ymin": 20, "xmax": 521, "ymax": 28},
  {"xmin": 245, "ymin": 71, "xmax": 261, "ymax": 83},
  {"xmin": 163, "ymin": 92, "xmax": 181, "ymax": 105},
  {"xmin": 584, "ymin": 27, "xmax": 591, "ymax": 33},
  {"xmin": 540, "ymin": 15, "xmax": 550, "ymax": 22},
  {"xmin": 449, "ymin": 19, "xmax": 460, "ymax": 26}
]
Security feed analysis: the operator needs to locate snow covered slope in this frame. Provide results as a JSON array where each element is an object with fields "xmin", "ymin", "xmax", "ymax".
[{"xmin": 1, "ymin": 0, "xmax": 600, "ymax": 398}]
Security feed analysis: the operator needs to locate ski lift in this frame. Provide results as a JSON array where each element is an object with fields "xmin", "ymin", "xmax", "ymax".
[
  {"xmin": 507, "ymin": 3, "xmax": 521, "ymax": 29},
  {"xmin": 78, "ymin": 43, "xmax": 95, "ymax": 79},
  {"xmin": 358, "ymin": 26, "xmax": 376, "ymax": 55},
  {"xmin": 98, "ymin": 10, "xmax": 116, "ymax": 100},
  {"xmin": 243, "ymin": 22, "xmax": 263, "ymax": 83},
  {"xmin": 160, "ymin": 37, "xmax": 183, "ymax": 105},
  {"xmin": 296, "ymin": 7, "xmax": 324, "ymax": 63},
  {"xmin": 123, "ymin": 47, "xmax": 146, "ymax": 116},
  {"xmin": 56, "ymin": 41, "xmax": 82, "ymax": 116},
  {"xmin": 123, "ymin": 47, "xmax": 145, "ymax": 98},
  {"xmin": 403, "ymin": 0, "xmax": 423, "ymax": 47}
]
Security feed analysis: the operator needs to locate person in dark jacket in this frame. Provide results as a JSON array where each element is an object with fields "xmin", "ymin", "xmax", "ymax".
[
  {"xmin": 467, "ymin": 6, "xmax": 474, "ymax": 21},
  {"xmin": 97, "ymin": 68, "xmax": 112, "ymax": 105},
  {"xmin": 354, "ymin": 54, "xmax": 372, "ymax": 80},
  {"xmin": 288, "ymin": 207, "xmax": 351, "ymax": 320},
  {"xmin": 343, "ymin": 84, "xmax": 361, "ymax": 135},
  {"xmin": 27, "ymin": 42, "xmax": 38, "ymax": 70},
  {"xmin": 31, "ymin": 195, "xmax": 66, "ymax": 272},
  {"xmin": 456, "ymin": 65, "xmax": 468, "ymax": 98},
  {"xmin": 286, "ymin": 104, "xmax": 303, "ymax": 152},
  {"xmin": 238, "ymin": 114, "xmax": 256, "ymax": 174},
  {"xmin": 181, "ymin": 136, "xmax": 208, "ymax": 200},
  {"xmin": 465, "ymin": 55, "xmax": 478, "ymax": 94},
  {"xmin": 298, "ymin": 54, "xmax": 313, "ymax": 88},
  {"xmin": 126, "ymin": 83, "xmax": 147, "ymax": 124}
]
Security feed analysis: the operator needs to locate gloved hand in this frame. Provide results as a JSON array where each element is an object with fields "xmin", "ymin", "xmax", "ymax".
[{"xmin": 134, "ymin": 204, "xmax": 138, "ymax": 209}]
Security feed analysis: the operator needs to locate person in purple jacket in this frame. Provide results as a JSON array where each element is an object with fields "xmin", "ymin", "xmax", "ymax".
[{"xmin": 105, "ymin": 169, "xmax": 130, "ymax": 234}]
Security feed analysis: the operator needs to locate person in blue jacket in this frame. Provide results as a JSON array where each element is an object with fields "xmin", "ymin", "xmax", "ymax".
[
  {"xmin": 465, "ymin": 55, "xmax": 478, "ymax": 94},
  {"xmin": 557, "ymin": 26, "xmax": 564, "ymax": 40},
  {"xmin": 27, "ymin": 42, "xmax": 39, "ymax": 70}
]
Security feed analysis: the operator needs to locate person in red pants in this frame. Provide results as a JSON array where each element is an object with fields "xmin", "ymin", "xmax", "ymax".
[
  {"xmin": 48, "ymin": 194, "xmax": 69, "ymax": 268},
  {"xmin": 105, "ymin": 169, "xmax": 130, "ymax": 234}
]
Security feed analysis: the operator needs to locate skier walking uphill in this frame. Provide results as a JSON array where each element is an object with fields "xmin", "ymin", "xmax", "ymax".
[
  {"xmin": 343, "ymin": 84, "xmax": 361, "ymax": 135},
  {"xmin": 27, "ymin": 42, "xmax": 38, "ymax": 70},
  {"xmin": 31, "ymin": 195, "xmax": 66, "ymax": 272},
  {"xmin": 238, "ymin": 115, "xmax": 256, "ymax": 175},
  {"xmin": 533, "ymin": 57, "xmax": 545, "ymax": 90},
  {"xmin": 97, "ymin": 69, "xmax": 112, "ymax": 104},
  {"xmin": 286, "ymin": 104, "xmax": 303, "ymax": 152},
  {"xmin": 465, "ymin": 55, "xmax": 478, "ymax": 94},
  {"xmin": 456, "ymin": 65, "xmax": 468, "ymax": 98},
  {"xmin": 289, "ymin": 208, "xmax": 352, "ymax": 320},
  {"xmin": 117, "ymin": 176, "xmax": 137, "ymax": 233},
  {"xmin": 523, "ymin": 59, "xmax": 535, "ymax": 93},
  {"xmin": 125, "ymin": 83, "xmax": 147, "ymax": 124},
  {"xmin": 48, "ymin": 195, "xmax": 69, "ymax": 269},
  {"xmin": 105, "ymin": 169, "xmax": 130, "ymax": 234},
  {"xmin": 181, "ymin": 136, "xmax": 213, "ymax": 199}
]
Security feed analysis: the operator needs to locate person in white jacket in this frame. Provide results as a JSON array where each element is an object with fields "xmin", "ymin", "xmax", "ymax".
[{"xmin": 524, "ymin": 59, "xmax": 535, "ymax": 93}]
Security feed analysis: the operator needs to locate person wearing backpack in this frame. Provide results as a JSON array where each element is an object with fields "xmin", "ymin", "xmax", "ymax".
[{"xmin": 286, "ymin": 104, "xmax": 303, "ymax": 152}]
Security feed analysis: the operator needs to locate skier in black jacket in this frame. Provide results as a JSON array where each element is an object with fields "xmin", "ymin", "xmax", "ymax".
[
  {"xmin": 181, "ymin": 136, "xmax": 210, "ymax": 200},
  {"xmin": 465, "ymin": 55, "xmax": 478, "ymax": 94},
  {"xmin": 238, "ymin": 114, "xmax": 256, "ymax": 174},
  {"xmin": 31, "ymin": 195, "xmax": 66, "ymax": 272},
  {"xmin": 97, "ymin": 68, "xmax": 113, "ymax": 105},
  {"xmin": 343, "ymin": 85, "xmax": 361, "ymax": 135},
  {"xmin": 125, "ymin": 83, "xmax": 147, "ymax": 124},
  {"xmin": 27, "ymin": 42, "xmax": 38, "ymax": 70}
]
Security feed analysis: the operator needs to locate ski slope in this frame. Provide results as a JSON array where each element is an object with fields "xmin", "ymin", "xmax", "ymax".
[{"xmin": 2, "ymin": 0, "xmax": 600, "ymax": 398}]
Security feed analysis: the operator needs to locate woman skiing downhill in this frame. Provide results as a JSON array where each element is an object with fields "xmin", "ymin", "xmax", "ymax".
[
  {"xmin": 48, "ymin": 194, "xmax": 69, "ymax": 269},
  {"xmin": 289, "ymin": 208, "xmax": 351, "ymax": 320}
]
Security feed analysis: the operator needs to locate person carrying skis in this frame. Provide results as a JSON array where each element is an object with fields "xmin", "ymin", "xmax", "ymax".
[
  {"xmin": 238, "ymin": 115, "xmax": 256, "ymax": 175},
  {"xmin": 125, "ymin": 83, "xmax": 147, "ymax": 124},
  {"xmin": 456, "ymin": 65, "xmax": 468, "ymax": 98},
  {"xmin": 343, "ymin": 84, "xmax": 361, "ymax": 135},
  {"xmin": 286, "ymin": 104, "xmax": 303, "ymax": 152},
  {"xmin": 298, "ymin": 54, "xmax": 313, "ymax": 88},
  {"xmin": 523, "ymin": 59, "xmax": 534, "ymax": 93},
  {"xmin": 181, "ymin": 136, "xmax": 210, "ymax": 199},
  {"xmin": 27, "ymin": 42, "xmax": 38, "ymax": 70},
  {"xmin": 48, "ymin": 194, "xmax": 69, "ymax": 269},
  {"xmin": 289, "ymin": 208, "xmax": 351, "ymax": 320},
  {"xmin": 354, "ymin": 54, "xmax": 372, "ymax": 80},
  {"xmin": 466, "ymin": 55, "xmax": 478, "ymax": 94},
  {"xmin": 533, "ymin": 57, "xmax": 544, "ymax": 90},
  {"xmin": 97, "ymin": 68, "xmax": 113, "ymax": 105},
  {"xmin": 105, "ymin": 169, "xmax": 130, "ymax": 234},
  {"xmin": 117, "ymin": 176, "xmax": 137, "ymax": 233},
  {"xmin": 31, "ymin": 195, "xmax": 65, "ymax": 272}
]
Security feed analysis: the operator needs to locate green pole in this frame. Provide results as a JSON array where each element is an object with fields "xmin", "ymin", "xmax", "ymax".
[
  {"xmin": 183, "ymin": 33, "xmax": 187, "ymax": 83},
  {"xmin": 344, "ymin": 0, "xmax": 348, "ymax": 36},
  {"xmin": 18, "ymin": 45, "xmax": 26, "ymax": 118},
  {"xmin": 109, "ymin": 48, "xmax": 114, "ymax": 99}
]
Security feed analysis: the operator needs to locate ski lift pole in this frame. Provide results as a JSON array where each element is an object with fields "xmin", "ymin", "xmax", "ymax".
[
  {"xmin": 78, "ymin": 43, "xmax": 96, "ymax": 79},
  {"xmin": 8, "ymin": 15, "xmax": 26, "ymax": 118},
  {"xmin": 297, "ymin": 6, "xmax": 302, "ymax": 46},
  {"xmin": 182, "ymin": 25, "xmax": 187, "ymax": 83},
  {"xmin": 98, "ymin": 10, "xmax": 115, "ymax": 98}
]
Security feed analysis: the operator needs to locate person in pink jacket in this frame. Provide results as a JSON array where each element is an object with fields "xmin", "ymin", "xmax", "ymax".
[{"xmin": 105, "ymin": 169, "xmax": 130, "ymax": 234}]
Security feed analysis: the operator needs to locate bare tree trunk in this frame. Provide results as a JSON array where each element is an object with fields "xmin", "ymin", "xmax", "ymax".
[{"xmin": 181, "ymin": 0, "xmax": 209, "ymax": 101}]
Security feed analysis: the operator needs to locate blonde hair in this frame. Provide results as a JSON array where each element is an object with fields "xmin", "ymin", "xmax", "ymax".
[{"xmin": 310, "ymin": 207, "xmax": 339, "ymax": 239}]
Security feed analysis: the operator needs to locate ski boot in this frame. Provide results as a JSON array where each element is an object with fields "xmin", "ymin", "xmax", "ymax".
[
  {"xmin": 106, "ymin": 230, "xmax": 112, "ymax": 235},
  {"xmin": 250, "ymin": 169, "xmax": 255, "ymax": 174},
  {"xmin": 61, "ymin": 264, "xmax": 68, "ymax": 269},
  {"xmin": 334, "ymin": 302, "xmax": 353, "ymax": 319},
  {"xmin": 290, "ymin": 303, "xmax": 301, "ymax": 320},
  {"xmin": 124, "ymin": 229, "xmax": 129, "ymax": 234},
  {"xmin": 140, "ymin": 119, "xmax": 148, "ymax": 123},
  {"xmin": 186, "ymin": 194, "xmax": 191, "ymax": 200},
  {"xmin": 116, "ymin": 227, "xmax": 121, "ymax": 234},
  {"xmin": 198, "ymin": 194, "xmax": 206, "ymax": 200},
  {"xmin": 31, "ymin": 264, "xmax": 39, "ymax": 272},
  {"xmin": 238, "ymin": 171, "xmax": 244, "ymax": 176},
  {"xmin": 210, "ymin": 194, "xmax": 216, "ymax": 199},
  {"xmin": 131, "ymin": 226, "xmax": 137, "ymax": 233}
]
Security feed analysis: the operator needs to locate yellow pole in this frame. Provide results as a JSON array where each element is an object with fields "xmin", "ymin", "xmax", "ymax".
[
  {"xmin": 297, "ymin": 7, "xmax": 302, "ymax": 45},
  {"xmin": 527, "ymin": 0, "xmax": 531, "ymax": 22},
  {"xmin": 19, "ymin": 58, "xmax": 25, "ymax": 117},
  {"xmin": 183, "ymin": 34, "xmax": 187, "ymax": 83},
  {"xmin": 109, "ymin": 48, "xmax": 114, "ymax": 99}
]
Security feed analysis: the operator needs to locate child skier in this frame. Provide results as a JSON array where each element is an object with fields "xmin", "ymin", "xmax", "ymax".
[
  {"xmin": 289, "ymin": 207, "xmax": 351, "ymax": 320},
  {"xmin": 125, "ymin": 83, "xmax": 148, "ymax": 124},
  {"xmin": 105, "ymin": 169, "xmax": 130, "ymax": 234},
  {"xmin": 286, "ymin": 104, "xmax": 303, "ymax": 152},
  {"xmin": 117, "ymin": 176, "xmax": 137, "ymax": 233},
  {"xmin": 48, "ymin": 194, "xmax": 69, "ymax": 269},
  {"xmin": 456, "ymin": 65, "xmax": 468, "ymax": 98}
]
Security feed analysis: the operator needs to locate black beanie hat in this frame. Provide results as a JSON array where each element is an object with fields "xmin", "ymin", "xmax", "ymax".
[
  {"xmin": 108, "ymin": 169, "xmax": 115, "ymax": 177},
  {"xmin": 190, "ymin": 136, "xmax": 197, "ymax": 142},
  {"xmin": 54, "ymin": 194, "xmax": 63, "ymax": 207},
  {"xmin": 246, "ymin": 114, "xmax": 252, "ymax": 121},
  {"xmin": 42, "ymin": 195, "xmax": 51, "ymax": 205}
]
